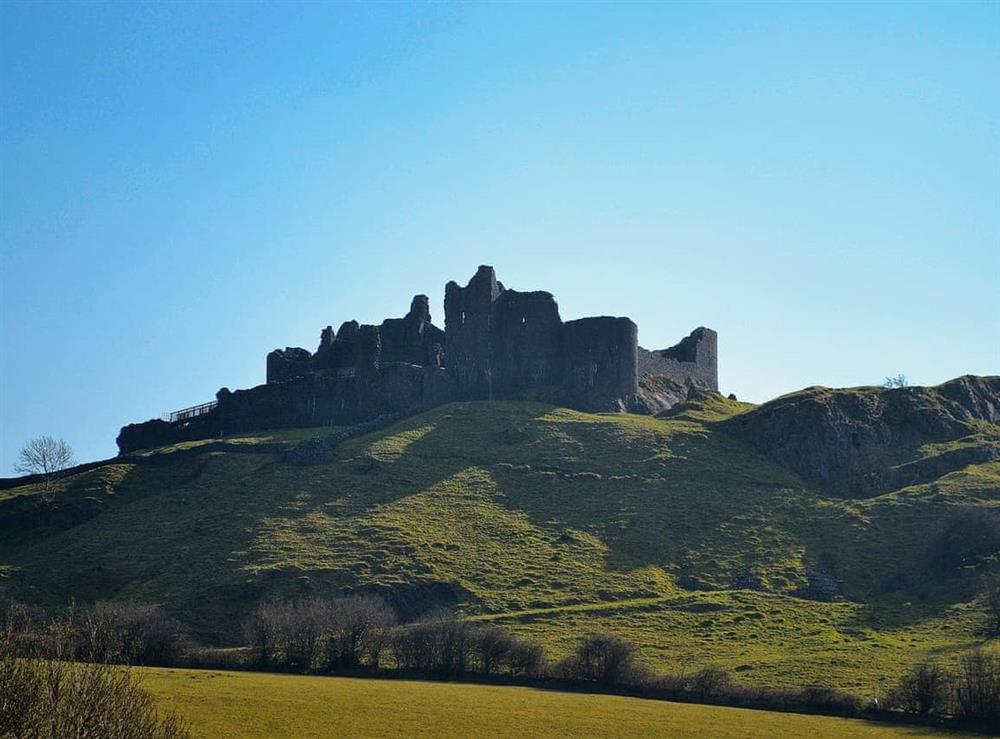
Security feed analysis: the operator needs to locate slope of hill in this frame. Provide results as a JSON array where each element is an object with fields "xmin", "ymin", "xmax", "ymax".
[{"xmin": 1, "ymin": 376, "xmax": 998, "ymax": 691}]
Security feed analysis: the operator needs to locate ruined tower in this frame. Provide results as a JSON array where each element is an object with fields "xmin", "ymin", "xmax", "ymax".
[{"xmin": 117, "ymin": 265, "xmax": 719, "ymax": 454}]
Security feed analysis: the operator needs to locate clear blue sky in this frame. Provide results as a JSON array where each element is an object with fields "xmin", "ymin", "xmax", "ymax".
[{"xmin": 1, "ymin": 1, "xmax": 998, "ymax": 471}]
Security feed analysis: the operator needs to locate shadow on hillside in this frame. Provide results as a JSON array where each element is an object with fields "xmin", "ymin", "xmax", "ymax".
[
  {"xmin": 378, "ymin": 403, "xmax": 814, "ymax": 595},
  {"xmin": 839, "ymin": 597, "xmax": 978, "ymax": 638},
  {"xmin": 0, "ymin": 459, "xmax": 217, "ymax": 607},
  {"xmin": 4, "ymin": 401, "xmax": 981, "ymax": 644}
]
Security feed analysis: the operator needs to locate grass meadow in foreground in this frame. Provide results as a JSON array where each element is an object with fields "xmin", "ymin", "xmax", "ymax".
[{"xmin": 140, "ymin": 667, "xmax": 976, "ymax": 739}]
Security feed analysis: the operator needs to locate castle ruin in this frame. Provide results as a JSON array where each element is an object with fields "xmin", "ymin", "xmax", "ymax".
[{"xmin": 117, "ymin": 266, "xmax": 717, "ymax": 453}]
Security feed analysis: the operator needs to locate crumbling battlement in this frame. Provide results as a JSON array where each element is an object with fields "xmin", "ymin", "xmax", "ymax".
[
  {"xmin": 117, "ymin": 265, "xmax": 718, "ymax": 454},
  {"xmin": 443, "ymin": 266, "xmax": 638, "ymax": 407},
  {"xmin": 638, "ymin": 326, "xmax": 718, "ymax": 391}
]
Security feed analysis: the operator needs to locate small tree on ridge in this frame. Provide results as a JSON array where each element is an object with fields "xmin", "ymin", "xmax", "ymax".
[{"xmin": 14, "ymin": 436, "xmax": 74, "ymax": 493}]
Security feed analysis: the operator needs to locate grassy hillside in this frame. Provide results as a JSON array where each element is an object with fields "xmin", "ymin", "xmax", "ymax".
[
  {"xmin": 140, "ymin": 668, "xmax": 975, "ymax": 738},
  {"xmin": 2, "ymin": 384, "xmax": 998, "ymax": 692}
]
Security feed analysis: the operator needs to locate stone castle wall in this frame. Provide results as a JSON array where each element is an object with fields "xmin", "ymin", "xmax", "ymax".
[
  {"xmin": 637, "ymin": 326, "xmax": 718, "ymax": 391},
  {"xmin": 117, "ymin": 266, "xmax": 718, "ymax": 454}
]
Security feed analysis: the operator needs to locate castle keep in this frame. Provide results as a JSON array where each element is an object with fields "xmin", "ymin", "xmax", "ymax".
[{"xmin": 117, "ymin": 266, "xmax": 717, "ymax": 453}]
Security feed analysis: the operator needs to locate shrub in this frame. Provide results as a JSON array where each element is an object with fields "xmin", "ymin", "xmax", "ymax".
[
  {"xmin": 470, "ymin": 624, "xmax": 516, "ymax": 675},
  {"xmin": 687, "ymin": 666, "xmax": 733, "ymax": 699},
  {"xmin": 0, "ymin": 627, "xmax": 189, "ymax": 738},
  {"xmin": 0, "ymin": 597, "xmax": 38, "ymax": 635},
  {"xmin": 245, "ymin": 595, "xmax": 398, "ymax": 671},
  {"xmin": 645, "ymin": 671, "xmax": 688, "ymax": 696},
  {"xmin": 244, "ymin": 597, "xmax": 336, "ymax": 670},
  {"xmin": 391, "ymin": 612, "xmax": 475, "ymax": 675},
  {"xmin": 887, "ymin": 662, "xmax": 950, "ymax": 715},
  {"xmin": 953, "ymin": 650, "xmax": 1000, "ymax": 722},
  {"xmin": 0, "ymin": 598, "xmax": 43, "ymax": 657},
  {"xmin": 467, "ymin": 624, "xmax": 545, "ymax": 678},
  {"xmin": 2, "ymin": 600, "xmax": 187, "ymax": 667},
  {"xmin": 505, "ymin": 639, "xmax": 544, "ymax": 678},
  {"xmin": 243, "ymin": 600, "xmax": 281, "ymax": 667},
  {"xmin": 321, "ymin": 595, "xmax": 397, "ymax": 669},
  {"xmin": 558, "ymin": 633, "xmax": 637, "ymax": 684},
  {"xmin": 266, "ymin": 598, "xmax": 328, "ymax": 670},
  {"xmin": 796, "ymin": 685, "xmax": 862, "ymax": 715},
  {"xmin": 78, "ymin": 601, "xmax": 186, "ymax": 666}
]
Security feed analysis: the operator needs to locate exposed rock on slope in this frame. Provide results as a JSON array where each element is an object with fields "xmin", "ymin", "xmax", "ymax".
[{"xmin": 727, "ymin": 375, "xmax": 1000, "ymax": 497}]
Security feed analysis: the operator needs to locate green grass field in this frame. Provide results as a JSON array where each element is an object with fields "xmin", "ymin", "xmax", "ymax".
[
  {"xmin": 3, "ymin": 390, "xmax": 998, "ymax": 693},
  {"xmin": 130, "ymin": 427, "xmax": 338, "ymax": 456},
  {"xmin": 140, "ymin": 667, "xmax": 974, "ymax": 738}
]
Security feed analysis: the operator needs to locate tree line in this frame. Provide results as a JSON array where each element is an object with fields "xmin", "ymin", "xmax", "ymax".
[
  {"xmin": 0, "ymin": 600, "xmax": 188, "ymax": 738},
  {"xmin": 5, "ymin": 595, "xmax": 996, "ymax": 732}
]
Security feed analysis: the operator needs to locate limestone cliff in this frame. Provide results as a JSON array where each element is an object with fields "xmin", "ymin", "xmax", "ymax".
[{"xmin": 727, "ymin": 375, "xmax": 1000, "ymax": 497}]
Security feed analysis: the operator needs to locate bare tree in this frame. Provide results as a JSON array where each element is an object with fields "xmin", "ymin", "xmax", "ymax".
[
  {"xmin": 391, "ymin": 612, "xmax": 475, "ymax": 675},
  {"xmin": 953, "ymin": 650, "xmax": 1000, "ymax": 722},
  {"xmin": 558, "ymin": 633, "xmax": 638, "ymax": 684},
  {"xmin": 506, "ymin": 639, "xmax": 545, "ymax": 678},
  {"xmin": 79, "ymin": 601, "xmax": 186, "ymax": 666},
  {"xmin": 321, "ymin": 595, "xmax": 396, "ymax": 670},
  {"xmin": 244, "ymin": 601, "xmax": 280, "ymax": 667},
  {"xmin": 14, "ymin": 436, "xmax": 74, "ymax": 491},
  {"xmin": 470, "ymin": 624, "xmax": 515, "ymax": 675},
  {"xmin": 888, "ymin": 662, "xmax": 950, "ymax": 715},
  {"xmin": 0, "ymin": 615, "xmax": 189, "ymax": 738}
]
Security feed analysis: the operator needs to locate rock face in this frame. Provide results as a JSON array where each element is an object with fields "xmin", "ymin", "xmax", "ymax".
[
  {"xmin": 728, "ymin": 375, "xmax": 1000, "ymax": 497},
  {"xmin": 117, "ymin": 266, "xmax": 719, "ymax": 453}
]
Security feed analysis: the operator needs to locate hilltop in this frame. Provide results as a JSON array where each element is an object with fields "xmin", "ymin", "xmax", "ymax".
[
  {"xmin": 117, "ymin": 264, "xmax": 718, "ymax": 454},
  {"xmin": 1, "ymin": 375, "xmax": 998, "ymax": 692}
]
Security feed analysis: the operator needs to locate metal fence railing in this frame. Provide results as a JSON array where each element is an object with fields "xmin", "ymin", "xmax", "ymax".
[{"xmin": 162, "ymin": 400, "xmax": 218, "ymax": 424}]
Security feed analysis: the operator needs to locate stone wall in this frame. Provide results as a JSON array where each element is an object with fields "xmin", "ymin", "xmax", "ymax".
[
  {"xmin": 117, "ymin": 265, "xmax": 718, "ymax": 454},
  {"xmin": 440, "ymin": 267, "xmax": 644, "ymax": 409},
  {"xmin": 561, "ymin": 317, "xmax": 638, "ymax": 411},
  {"xmin": 379, "ymin": 295, "xmax": 445, "ymax": 367},
  {"xmin": 444, "ymin": 265, "xmax": 503, "ymax": 399},
  {"xmin": 638, "ymin": 327, "xmax": 718, "ymax": 391},
  {"xmin": 490, "ymin": 290, "xmax": 564, "ymax": 399},
  {"xmin": 266, "ymin": 347, "xmax": 312, "ymax": 384}
]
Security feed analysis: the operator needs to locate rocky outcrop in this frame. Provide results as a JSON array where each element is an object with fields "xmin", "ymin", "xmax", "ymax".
[
  {"xmin": 629, "ymin": 374, "xmax": 694, "ymax": 414},
  {"xmin": 727, "ymin": 375, "xmax": 1000, "ymax": 497},
  {"xmin": 117, "ymin": 266, "xmax": 718, "ymax": 454}
]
